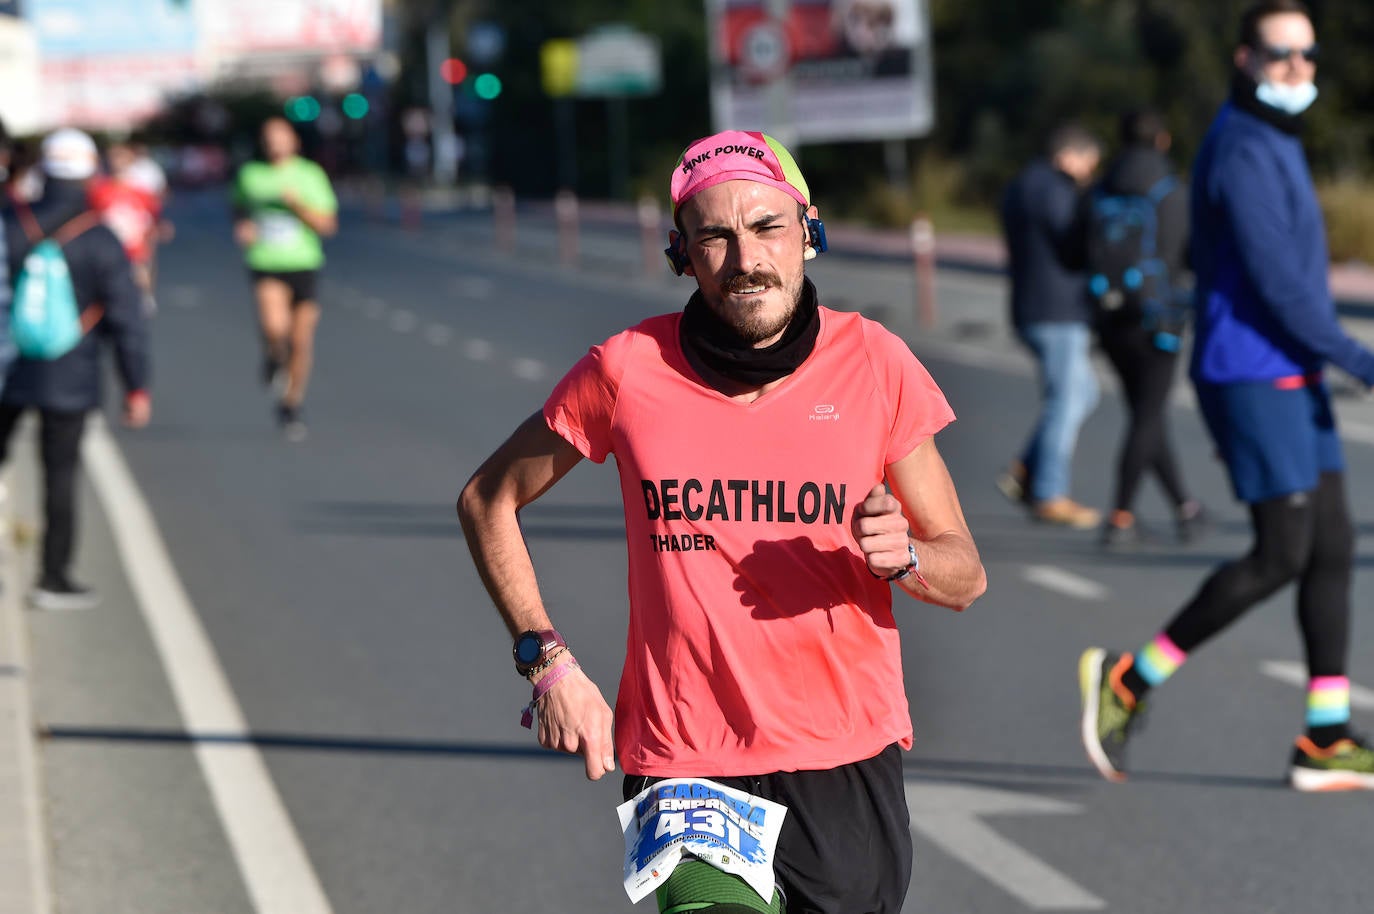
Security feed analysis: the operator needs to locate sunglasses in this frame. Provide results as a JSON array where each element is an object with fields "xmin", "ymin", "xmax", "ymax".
[{"xmin": 1257, "ymin": 43, "xmax": 1319, "ymax": 64}]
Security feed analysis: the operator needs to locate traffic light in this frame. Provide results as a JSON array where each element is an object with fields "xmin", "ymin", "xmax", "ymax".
[
  {"xmin": 440, "ymin": 58, "xmax": 468, "ymax": 85},
  {"xmin": 284, "ymin": 95, "xmax": 321, "ymax": 122},
  {"xmin": 341, "ymin": 93, "xmax": 369, "ymax": 119},
  {"xmin": 473, "ymin": 73, "xmax": 502, "ymax": 100}
]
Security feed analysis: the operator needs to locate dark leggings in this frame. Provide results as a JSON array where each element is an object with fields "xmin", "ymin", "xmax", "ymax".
[
  {"xmin": 1099, "ymin": 325, "xmax": 1189, "ymax": 513},
  {"xmin": 0, "ymin": 405, "xmax": 88, "ymax": 582},
  {"xmin": 1163, "ymin": 471, "xmax": 1352, "ymax": 677}
]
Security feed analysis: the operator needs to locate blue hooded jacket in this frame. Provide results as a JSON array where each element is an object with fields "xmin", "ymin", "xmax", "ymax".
[{"xmin": 1189, "ymin": 99, "xmax": 1374, "ymax": 386}]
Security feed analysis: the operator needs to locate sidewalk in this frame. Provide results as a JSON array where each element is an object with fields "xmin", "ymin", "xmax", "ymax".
[{"xmin": 0, "ymin": 424, "xmax": 52, "ymax": 914}]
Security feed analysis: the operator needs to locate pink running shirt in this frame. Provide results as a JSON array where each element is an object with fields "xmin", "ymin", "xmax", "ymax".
[{"xmin": 544, "ymin": 307, "xmax": 954, "ymax": 776}]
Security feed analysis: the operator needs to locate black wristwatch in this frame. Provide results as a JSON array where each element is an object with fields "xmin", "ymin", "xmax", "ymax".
[{"xmin": 513, "ymin": 629, "xmax": 566, "ymax": 676}]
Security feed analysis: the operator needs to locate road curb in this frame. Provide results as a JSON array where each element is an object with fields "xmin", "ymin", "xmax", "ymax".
[{"xmin": 0, "ymin": 422, "xmax": 53, "ymax": 914}]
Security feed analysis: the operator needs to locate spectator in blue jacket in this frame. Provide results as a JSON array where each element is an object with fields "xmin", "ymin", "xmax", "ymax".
[
  {"xmin": 1080, "ymin": 0, "xmax": 1374, "ymax": 792},
  {"xmin": 998, "ymin": 123, "xmax": 1102, "ymax": 528},
  {"xmin": 0, "ymin": 128, "xmax": 150, "ymax": 611}
]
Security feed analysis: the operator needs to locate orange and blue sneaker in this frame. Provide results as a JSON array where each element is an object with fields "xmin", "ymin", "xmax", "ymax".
[
  {"xmin": 1078, "ymin": 648, "xmax": 1145, "ymax": 782},
  {"xmin": 1288, "ymin": 734, "xmax": 1374, "ymax": 792}
]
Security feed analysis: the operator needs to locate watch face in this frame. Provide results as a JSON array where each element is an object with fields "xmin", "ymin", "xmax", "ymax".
[{"xmin": 515, "ymin": 633, "xmax": 544, "ymax": 665}]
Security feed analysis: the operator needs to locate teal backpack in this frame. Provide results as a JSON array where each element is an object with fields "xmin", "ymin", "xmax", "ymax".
[{"xmin": 11, "ymin": 207, "xmax": 101, "ymax": 360}]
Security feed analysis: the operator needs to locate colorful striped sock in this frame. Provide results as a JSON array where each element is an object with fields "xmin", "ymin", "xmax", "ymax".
[
  {"xmin": 1306, "ymin": 676, "xmax": 1351, "ymax": 729},
  {"xmin": 1133, "ymin": 633, "xmax": 1186, "ymax": 687}
]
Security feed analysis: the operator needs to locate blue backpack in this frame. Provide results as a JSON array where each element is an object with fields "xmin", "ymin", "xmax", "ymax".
[
  {"xmin": 1084, "ymin": 176, "xmax": 1187, "ymax": 350},
  {"xmin": 11, "ymin": 207, "xmax": 100, "ymax": 360}
]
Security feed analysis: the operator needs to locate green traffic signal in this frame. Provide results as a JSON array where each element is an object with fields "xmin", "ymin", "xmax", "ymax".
[
  {"xmin": 473, "ymin": 73, "xmax": 502, "ymax": 100},
  {"xmin": 285, "ymin": 96, "xmax": 321, "ymax": 122},
  {"xmin": 342, "ymin": 93, "xmax": 369, "ymax": 119}
]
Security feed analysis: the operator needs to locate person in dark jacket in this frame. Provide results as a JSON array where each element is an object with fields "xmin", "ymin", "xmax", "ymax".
[
  {"xmin": 1080, "ymin": 0, "xmax": 1374, "ymax": 791},
  {"xmin": 1091, "ymin": 111, "xmax": 1206, "ymax": 548},
  {"xmin": 0, "ymin": 128, "xmax": 150, "ymax": 610},
  {"xmin": 998, "ymin": 123, "xmax": 1102, "ymax": 528}
]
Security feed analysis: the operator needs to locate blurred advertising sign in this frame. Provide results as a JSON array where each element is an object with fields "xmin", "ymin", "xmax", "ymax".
[
  {"xmin": 539, "ymin": 26, "xmax": 661, "ymax": 99},
  {"xmin": 196, "ymin": 0, "xmax": 381, "ymax": 56},
  {"xmin": 0, "ymin": 16, "xmax": 42, "ymax": 135},
  {"xmin": 25, "ymin": 0, "xmax": 199, "ymax": 130},
  {"xmin": 576, "ymin": 25, "xmax": 660, "ymax": 97},
  {"xmin": 706, "ymin": 0, "xmax": 934, "ymax": 143}
]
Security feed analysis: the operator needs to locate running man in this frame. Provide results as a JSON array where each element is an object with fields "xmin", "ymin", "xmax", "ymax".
[
  {"xmin": 232, "ymin": 117, "xmax": 337, "ymax": 441},
  {"xmin": 459, "ymin": 131, "xmax": 986, "ymax": 913}
]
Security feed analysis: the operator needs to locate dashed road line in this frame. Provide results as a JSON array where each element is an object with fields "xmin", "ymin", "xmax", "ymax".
[
  {"xmin": 511, "ymin": 357, "xmax": 546, "ymax": 381},
  {"xmin": 389, "ymin": 310, "xmax": 418, "ymax": 333},
  {"xmin": 463, "ymin": 338, "xmax": 493, "ymax": 361},
  {"xmin": 451, "ymin": 276, "xmax": 493, "ymax": 299},
  {"xmin": 1021, "ymin": 565, "xmax": 1108, "ymax": 601},
  {"xmin": 364, "ymin": 298, "xmax": 387, "ymax": 319},
  {"xmin": 1260, "ymin": 660, "xmax": 1374, "ymax": 708},
  {"xmin": 424, "ymin": 324, "xmax": 453, "ymax": 346}
]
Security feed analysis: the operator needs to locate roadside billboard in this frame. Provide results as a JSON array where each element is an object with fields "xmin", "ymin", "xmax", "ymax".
[
  {"xmin": 196, "ymin": 0, "xmax": 381, "ymax": 57},
  {"xmin": 706, "ymin": 0, "xmax": 934, "ymax": 143},
  {"xmin": 25, "ymin": 0, "xmax": 199, "ymax": 131},
  {"xmin": 0, "ymin": 15, "xmax": 41, "ymax": 136}
]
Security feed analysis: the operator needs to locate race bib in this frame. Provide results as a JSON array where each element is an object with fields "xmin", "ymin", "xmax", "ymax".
[
  {"xmin": 255, "ymin": 211, "xmax": 303, "ymax": 246},
  {"xmin": 617, "ymin": 777, "xmax": 786, "ymax": 905}
]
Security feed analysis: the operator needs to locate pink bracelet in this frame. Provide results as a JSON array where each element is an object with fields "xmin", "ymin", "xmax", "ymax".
[{"xmin": 519, "ymin": 657, "xmax": 581, "ymax": 729}]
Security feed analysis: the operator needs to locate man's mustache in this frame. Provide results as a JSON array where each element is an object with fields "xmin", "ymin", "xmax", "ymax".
[{"xmin": 722, "ymin": 271, "xmax": 781, "ymax": 294}]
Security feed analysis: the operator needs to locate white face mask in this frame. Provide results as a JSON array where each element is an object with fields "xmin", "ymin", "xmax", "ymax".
[{"xmin": 1256, "ymin": 79, "xmax": 1318, "ymax": 115}]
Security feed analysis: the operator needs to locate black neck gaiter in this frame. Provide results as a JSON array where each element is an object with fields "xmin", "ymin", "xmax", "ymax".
[
  {"xmin": 680, "ymin": 277, "xmax": 821, "ymax": 386},
  {"xmin": 1230, "ymin": 69, "xmax": 1304, "ymax": 136}
]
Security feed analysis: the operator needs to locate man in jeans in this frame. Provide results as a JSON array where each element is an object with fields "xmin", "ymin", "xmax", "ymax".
[{"xmin": 998, "ymin": 123, "xmax": 1102, "ymax": 528}]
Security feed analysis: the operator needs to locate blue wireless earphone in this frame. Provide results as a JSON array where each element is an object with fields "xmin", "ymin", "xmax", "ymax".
[{"xmin": 664, "ymin": 216, "xmax": 828, "ymax": 276}]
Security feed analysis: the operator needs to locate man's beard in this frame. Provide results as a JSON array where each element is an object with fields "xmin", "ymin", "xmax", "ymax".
[{"xmin": 710, "ymin": 268, "xmax": 801, "ymax": 344}]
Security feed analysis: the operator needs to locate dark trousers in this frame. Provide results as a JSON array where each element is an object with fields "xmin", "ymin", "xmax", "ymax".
[
  {"xmin": 1164, "ymin": 471, "xmax": 1352, "ymax": 677},
  {"xmin": 1099, "ymin": 325, "xmax": 1189, "ymax": 513},
  {"xmin": 0, "ymin": 405, "xmax": 89, "ymax": 583}
]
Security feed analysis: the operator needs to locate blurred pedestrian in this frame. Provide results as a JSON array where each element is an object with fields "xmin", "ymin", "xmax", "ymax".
[
  {"xmin": 89, "ymin": 142, "xmax": 165, "ymax": 314},
  {"xmin": 459, "ymin": 130, "xmax": 985, "ymax": 913},
  {"xmin": 1084, "ymin": 110, "xmax": 1206, "ymax": 548},
  {"xmin": 0, "ymin": 128, "xmax": 150, "ymax": 610},
  {"xmin": 998, "ymin": 123, "xmax": 1103, "ymax": 528},
  {"xmin": 1081, "ymin": 0, "xmax": 1374, "ymax": 791},
  {"xmin": 232, "ymin": 117, "xmax": 337, "ymax": 442}
]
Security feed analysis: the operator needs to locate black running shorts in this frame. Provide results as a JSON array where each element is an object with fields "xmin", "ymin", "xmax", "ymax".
[
  {"xmin": 623, "ymin": 743, "xmax": 913, "ymax": 913},
  {"xmin": 251, "ymin": 269, "xmax": 319, "ymax": 306}
]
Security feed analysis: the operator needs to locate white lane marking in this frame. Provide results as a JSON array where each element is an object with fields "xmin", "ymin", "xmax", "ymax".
[
  {"xmin": 451, "ymin": 276, "xmax": 493, "ymax": 298},
  {"xmin": 1260, "ymin": 660, "xmax": 1374, "ymax": 709},
  {"xmin": 463, "ymin": 338, "xmax": 493, "ymax": 361},
  {"xmin": 389, "ymin": 310, "xmax": 418, "ymax": 333},
  {"xmin": 1340, "ymin": 420, "xmax": 1374, "ymax": 446},
  {"xmin": 906, "ymin": 781, "xmax": 1105, "ymax": 910},
  {"xmin": 511, "ymin": 357, "xmax": 546, "ymax": 381},
  {"xmin": 1021, "ymin": 565, "xmax": 1108, "ymax": 601},
  {"xmin": 424, "ymin": 323, "xmax": 453, "ymax": 346},
  {"xmin": 83, "ymin": 420, "xmax": 334, "ymax": 914},
  {"xmin": 364, "ymin": 298, "xmax": 387, "ymax": 319}
]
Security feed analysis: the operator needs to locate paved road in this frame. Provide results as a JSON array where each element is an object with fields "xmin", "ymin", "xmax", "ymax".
[{"xmin": 4, "ymin": 191, "xmax": 1373, "ymax": 914}]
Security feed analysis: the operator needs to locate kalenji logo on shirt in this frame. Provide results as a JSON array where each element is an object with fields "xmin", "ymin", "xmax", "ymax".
[{"xmin": 809, "ymin": 404, "xmax": 840, "ymax": 422}]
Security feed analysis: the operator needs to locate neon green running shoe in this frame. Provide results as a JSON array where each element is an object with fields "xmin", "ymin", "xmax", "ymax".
[
  {"xmin": 1288, "ymin": 734, "xmax": 1374, "ymax": 792},
  {"xmin": 1079, "ymin": 648, "xmax": 1146, "ymax": 782}
]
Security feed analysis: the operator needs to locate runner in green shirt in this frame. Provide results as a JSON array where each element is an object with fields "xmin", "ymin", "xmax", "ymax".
[{"xmin": 232, "ymin": 117, "xmax": 338, "ymax": 441}]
